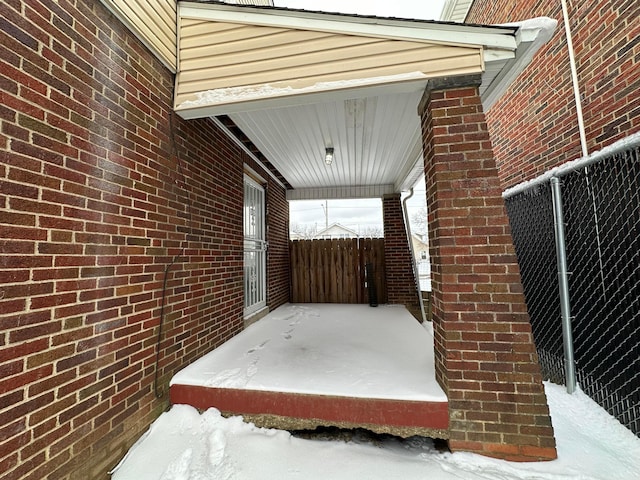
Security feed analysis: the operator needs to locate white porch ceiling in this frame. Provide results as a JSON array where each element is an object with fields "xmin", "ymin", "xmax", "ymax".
[{"xmin": 230, "ymin": 88, "xmax": 426, "ymax": 200}]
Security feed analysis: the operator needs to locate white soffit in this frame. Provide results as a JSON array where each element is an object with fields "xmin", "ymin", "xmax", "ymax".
[
  {"xmin": 223, "ymin": 0, "xmax": 274, "ymax": 5},
  {"xmin": 482, "ymin": 17, "xmax": 558, "ymax": 110},
  {"xmin": 230, "ymin": 91, "xmax": 425, "ymax": 198}
]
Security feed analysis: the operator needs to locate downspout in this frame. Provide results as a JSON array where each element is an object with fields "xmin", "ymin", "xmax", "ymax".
[
  {"xmin": 560, "ymin": 0, "xmax": 607, "ymax": 297},
  {"xmin": 560, "ymin": 0, "xmax": 588, "ymax": 158},
  {"xmin": 402, "ymin": 189, "xmax": 427, "ymax": 323}
]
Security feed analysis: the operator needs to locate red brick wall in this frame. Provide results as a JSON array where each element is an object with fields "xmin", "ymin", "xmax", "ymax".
[
  {"xmin": 265, "ymin": 180, "xmax": 290, "ymax": 309},
  {"xmin": 0, "ymin": 1, "xmax": 289, "ymax": 479},
  {"xmin": 466, "ymin": 0, "xmax": 640, "ymax": 188},
  {"xmin": 381, "ymin": 194, "xmax": 421, "ymax": 316},
  {"xmin": 420, "ymin": 77, "xmax": 556, "ymax": 461}
]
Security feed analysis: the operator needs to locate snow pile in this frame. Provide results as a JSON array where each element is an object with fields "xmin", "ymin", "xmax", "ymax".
[{"xmin": 111, "ymin": 382, "xmax": 640, "ymax": 480}]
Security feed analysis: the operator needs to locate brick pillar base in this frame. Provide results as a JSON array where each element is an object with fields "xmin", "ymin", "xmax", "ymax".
[
  {"xmin": 382, "ymin": 194, "xmax": 421, "ymax": 318},
  {"xmin": 419, "ymin": 76, "xmax": 557, "ymax": 461}
]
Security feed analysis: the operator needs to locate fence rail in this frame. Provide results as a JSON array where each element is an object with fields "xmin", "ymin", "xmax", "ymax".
[
  {"xmin": 290, "ymin": 238, "xmax": 386, "ymax": 304},
  {"xmin": 505, "ymin": 135, "xmax": 640, "ymax": 436}
]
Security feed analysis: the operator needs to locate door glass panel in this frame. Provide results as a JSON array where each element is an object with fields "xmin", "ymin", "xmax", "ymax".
[{"xmin": 244, "ymin": 176, "xmax": 266, "ymax": 315}]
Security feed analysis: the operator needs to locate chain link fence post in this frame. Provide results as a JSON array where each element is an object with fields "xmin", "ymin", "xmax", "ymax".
[{"xmin": 550, "ymin": 177, "xmax": 577, "ymax": 394}]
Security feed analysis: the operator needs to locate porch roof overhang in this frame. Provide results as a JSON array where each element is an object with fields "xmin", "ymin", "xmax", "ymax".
[{"xmin": 174, "ymin": 2, "xmax": 555, "ymax": 200}]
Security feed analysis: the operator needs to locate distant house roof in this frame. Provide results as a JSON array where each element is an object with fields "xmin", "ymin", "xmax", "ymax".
[
  {"xmin": 313, "ymin": 223, "xmax": 359, "ymax": 239},
  {"xmin": 411, "ymin": 233, "xmax": 429, "ymax": 248}
]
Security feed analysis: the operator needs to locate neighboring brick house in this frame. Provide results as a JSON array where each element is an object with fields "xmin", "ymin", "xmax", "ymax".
[
  {"xmin": 441, "ymin": 0, "xmax": 640, "ymax": 189},
  {"xmin": 2, "ymin": 1, "xmax": 567, "ymax": 478}
]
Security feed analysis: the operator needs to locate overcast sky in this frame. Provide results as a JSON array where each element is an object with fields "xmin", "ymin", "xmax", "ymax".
[{"xmin": 273, "ymin": 0, "xmax": 440, "ymax": 235}]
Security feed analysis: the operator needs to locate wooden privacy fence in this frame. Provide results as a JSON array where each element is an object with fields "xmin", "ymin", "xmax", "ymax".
[{"xmin": 290, "ymin": 238, "xmax": 387, "ymax": 304}]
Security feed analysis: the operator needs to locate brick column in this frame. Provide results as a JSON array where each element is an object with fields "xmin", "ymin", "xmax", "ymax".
[
  {"xmin": 419, "ymin": 76, "xmax": 557, "ymax": 461},
  {"xmin": 382, "ymin": 193, "xmax": 421, "ymax": 317}
]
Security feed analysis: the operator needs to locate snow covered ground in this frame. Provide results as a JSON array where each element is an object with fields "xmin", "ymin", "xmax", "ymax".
[
  {"xmin": 111, "ymin": 304, "xmax": 640, "ymax": 480},
  {"xmin": 111, "ymin": 382, "xmax": 640, "ymax": 480}
]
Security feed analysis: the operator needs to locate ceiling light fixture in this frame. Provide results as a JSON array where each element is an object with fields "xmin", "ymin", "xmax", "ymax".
[{"xmin": 324, "ymin": 147, "xmax": 334, "ymax": 165}]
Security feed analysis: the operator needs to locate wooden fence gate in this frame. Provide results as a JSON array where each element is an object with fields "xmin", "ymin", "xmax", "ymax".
[{"xmin": 290, "ymin": 238, "xmax": 387, "ymax": 304}]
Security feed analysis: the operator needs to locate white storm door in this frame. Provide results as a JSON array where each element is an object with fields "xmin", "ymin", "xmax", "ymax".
[{"xmin": 244, "ymin": 175, "xmax": 267, "ymax": 316}]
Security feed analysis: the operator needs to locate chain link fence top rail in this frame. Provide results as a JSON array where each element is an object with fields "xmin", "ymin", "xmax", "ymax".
[{"xmin": 504, "ymin": 134, "xmax": 640, "ymax": 437}]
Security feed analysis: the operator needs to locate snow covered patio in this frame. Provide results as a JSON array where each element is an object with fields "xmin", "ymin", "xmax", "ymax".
[{"xmin": 170, "ymin": 304, "xmax": 449, "ymax": 438}]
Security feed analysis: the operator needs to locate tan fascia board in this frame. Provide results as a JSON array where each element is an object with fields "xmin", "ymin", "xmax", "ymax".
[{"xmin": 178, "ymin": 2, "xmax": 518, "ymax": 51}]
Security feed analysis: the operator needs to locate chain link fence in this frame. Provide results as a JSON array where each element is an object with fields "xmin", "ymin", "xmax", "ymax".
[{"xmin": 504, "ymin": 137, "xmax": 640, "ymax": 437}]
